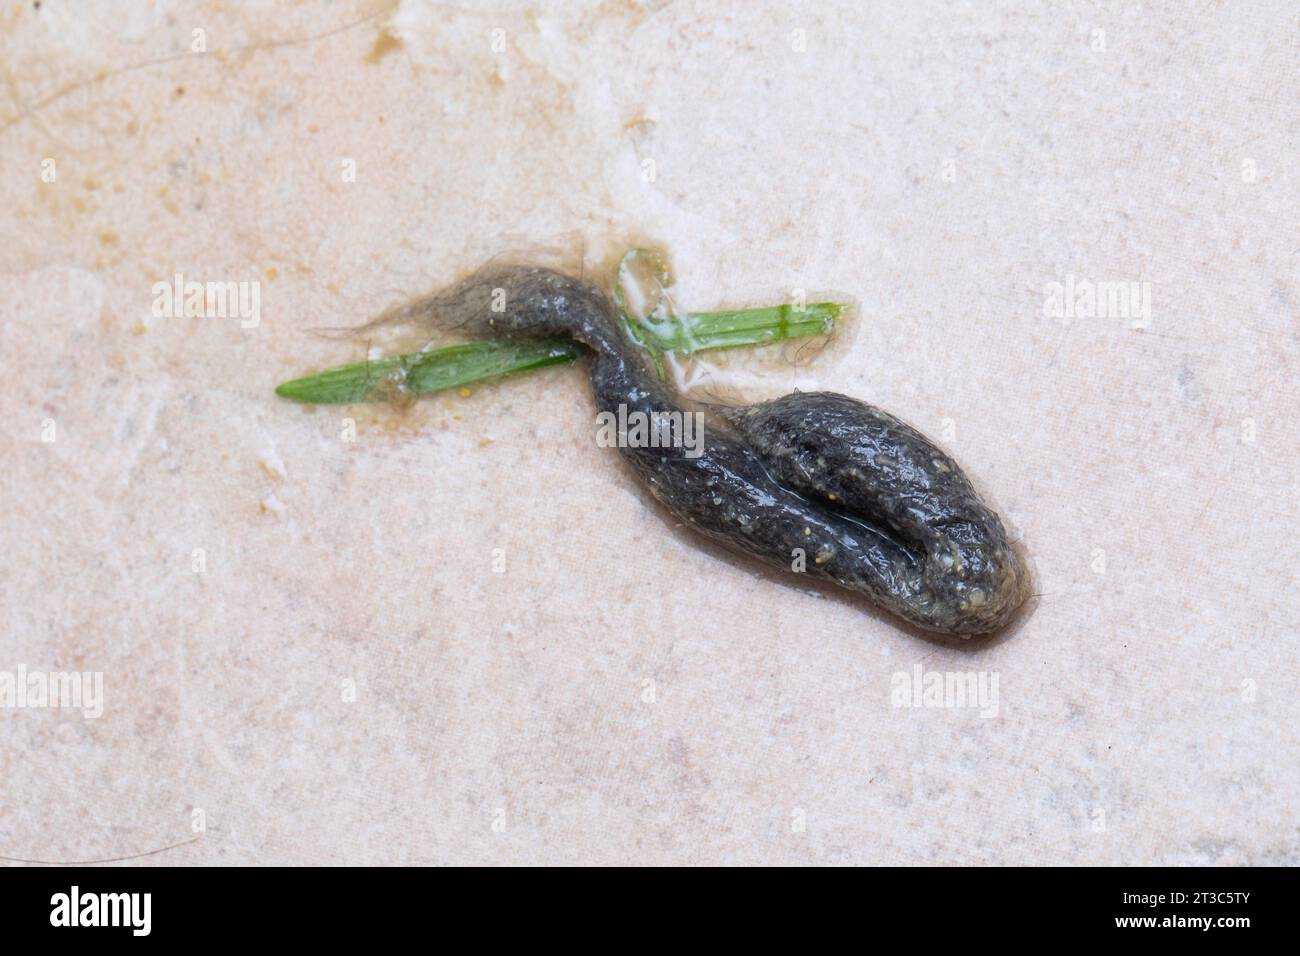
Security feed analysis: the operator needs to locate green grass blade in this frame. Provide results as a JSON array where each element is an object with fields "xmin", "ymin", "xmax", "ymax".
[
  {"xmin": 631, "ymin": 302, "xmax": 840, "ymax": 352},
  {"xmin": 274, "ymin": 339, "xmax": 579, "ymax": 404},
  {"xmin": 275, "ymin": 303, "xmax": 843, "ymax": 404}
]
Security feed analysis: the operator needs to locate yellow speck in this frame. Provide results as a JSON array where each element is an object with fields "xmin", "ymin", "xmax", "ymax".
[
  {"xmin": 458, "ymin": 387, "xmax": 472, "ymax": 398},
  {"xmin": 97, "ymin": 230, "xmax": 119, "ymax": 246},
  {"xmin": 365, "ymin": 29, "xmax": 403, "ymax": 64},
  {"xmin": 479, "ymin": 438, "xmax": 493, "ymax": 447},
  {"xmin": 265, "ymin": 267, "xmax": 279, "ymax": 280},
  {"xmin": 803, "ymin": 527, "xmax": 811, "ymax": 537}
]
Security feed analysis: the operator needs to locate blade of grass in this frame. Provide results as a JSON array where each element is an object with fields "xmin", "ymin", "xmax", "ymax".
[
  {"xmin": 632, "ymin": 302, "xmax": 839, "ymax": 352},
  {"xmin": 275, "ymin": 339, "xmax": 579, "ymax": 404},
  {"xmin": 275, "ymin": 303, "xmax": 842, "ymax": 405}
]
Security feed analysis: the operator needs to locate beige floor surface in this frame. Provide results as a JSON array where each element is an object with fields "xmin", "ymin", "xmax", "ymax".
[{"xmin": 1, "ymin": 1, "xmax": 1297, "ymax": 865}]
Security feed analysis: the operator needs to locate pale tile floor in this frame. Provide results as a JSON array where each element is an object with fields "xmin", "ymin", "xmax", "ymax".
[{"xmin": 1, "ymin": 1, "xmax": 1296, "ymax": 864}]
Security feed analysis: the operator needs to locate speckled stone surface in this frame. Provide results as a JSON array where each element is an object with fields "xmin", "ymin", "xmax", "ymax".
[{"xmin": 1, "ymin": 0, "xmax": 1296, "ymax": 865}]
